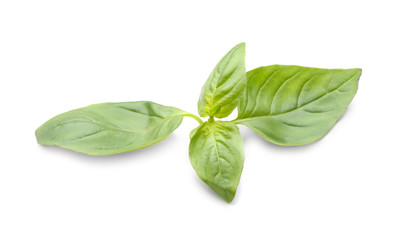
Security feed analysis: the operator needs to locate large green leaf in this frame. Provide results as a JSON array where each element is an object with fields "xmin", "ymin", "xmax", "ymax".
[
  {"xmin": 235, "ymin": 65, "xmax": 361, "ymax": 146},
  {"xmin": 198, "ymin": 42, "xmax": 246, "ymax": 118},
  {"xmin": 36, "ymin": 101, "xmax": 185, "ymax": 155},
  {"xmin": 189, "ymin": 121, "xmax": 244, "ymax": 202}
]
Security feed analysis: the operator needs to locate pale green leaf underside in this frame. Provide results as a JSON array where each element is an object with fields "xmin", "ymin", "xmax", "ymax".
[
  {"xmin": 198, "ymin": 42, "xmax": 246, "ymax": 118},
  {"xmin": 189, "ymin": 121, "xmax": 244, "ymax": 202},
  {"xmin": 36, "ymin": 101, "xmax": 185, "ymax": 155},
  {"xmin": 236, "ymin": 65, "xmax": 361, "ymax": 146}
]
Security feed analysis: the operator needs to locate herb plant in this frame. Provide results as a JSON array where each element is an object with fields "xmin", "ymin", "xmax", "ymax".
[{"xmin": 36, "ymin": 43, "xmax": 361, "ymax": 202}]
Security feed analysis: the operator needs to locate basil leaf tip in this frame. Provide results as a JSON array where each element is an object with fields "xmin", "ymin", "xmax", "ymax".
[{"xmin": 36, "ymin": 43, "xmax": 361, "ymax": 202}]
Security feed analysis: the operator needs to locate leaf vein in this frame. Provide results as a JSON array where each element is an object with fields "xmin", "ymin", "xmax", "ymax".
[
  {"xmin": 269, "ymin": 69, "xmax": 303, "ymax": 115},
  {"xmin": 235, "ymin": 71, "xmax": 358, "ymax": 123},
  {"xmin": 209, "ymin": 124, "xmax": 226, "ymax": 189},
  {"xmin": 249, "ymin": 69, "xmax": 281, "ymax": 117}
]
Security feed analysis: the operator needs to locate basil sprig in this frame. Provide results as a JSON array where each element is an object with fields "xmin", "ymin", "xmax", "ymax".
[{"xmin": 36, "ymin": 43, "xmax": 361, "ymax": 202}]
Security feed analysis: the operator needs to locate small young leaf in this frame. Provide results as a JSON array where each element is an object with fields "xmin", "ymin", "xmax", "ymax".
[
  {"xmin": 36, "ymin": 101, "xmax": 185, "ymax": 155},
  {"xmin": 198, "ymin": 43, "xmax": 246, "ymax": 118},
  {"xmin": 235, "ymin": 65, "xmax": 361, "ymax": 146},
  {"xmin": 189, "ymin": 121, "xmax": 244, "ymax": 202}
]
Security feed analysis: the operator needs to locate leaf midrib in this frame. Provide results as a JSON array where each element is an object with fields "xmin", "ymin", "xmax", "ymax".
[
  {"xmin": 234, "ymin": 72, "xmax": 357, "ymax": 123},
  {"xmin": 57, "ymin": 112, "xmax": 183, "ymax": 135},
  {"xmin": 208, "ymin": 48, "xmax": 240, "ymax": 114},
  {"xmin": 208, "ymin": 124, "xmax": 226, "ymax": 190}
]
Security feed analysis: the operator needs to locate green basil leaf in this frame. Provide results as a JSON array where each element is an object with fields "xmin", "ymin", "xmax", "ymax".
[
  {"xmin": 189, "ymin": 121, "xmax": 244, "ymax": 202},
  {"xmin": 36, "ymin": 101, "xmax": 186, "ymax": 155},
  {"xmin": 235, "ymin": 65, "xmax": 361, "ymax": 146},
  {"xmin": 198, "ymin": 42, "xmax": 246, "ymax": 118}
]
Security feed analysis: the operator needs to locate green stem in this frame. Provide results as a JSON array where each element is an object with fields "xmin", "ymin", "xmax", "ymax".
[{"xmin": 183, "ymin": 113, "xmax": 204, "ymax": 125}]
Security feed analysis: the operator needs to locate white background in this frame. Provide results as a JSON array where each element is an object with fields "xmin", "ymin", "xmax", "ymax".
[{"xmin": 1, "ymin": 0, "xmax": 413, "ymax": 239}]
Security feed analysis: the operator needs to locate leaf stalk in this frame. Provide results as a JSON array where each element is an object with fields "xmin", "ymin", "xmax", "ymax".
[{"xmin": 183, "ymin": 113, "xmax": 204, "ymax": 125}]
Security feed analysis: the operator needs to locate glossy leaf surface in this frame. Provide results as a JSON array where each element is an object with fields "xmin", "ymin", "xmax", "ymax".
[
  {"xmin": 198, "ymin": 43, "xmax": 246, "ymax": 118},
  {"xmin": 189, "ymin": 121, "xmax": 244, "ymax": 202},
  {"xmin": 36, "ymin": 101, "xmax": 185, "ymax": 155},
  {"xmin": 236, "ymin": 65, "xmax": 361, "ymax": 146}
]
